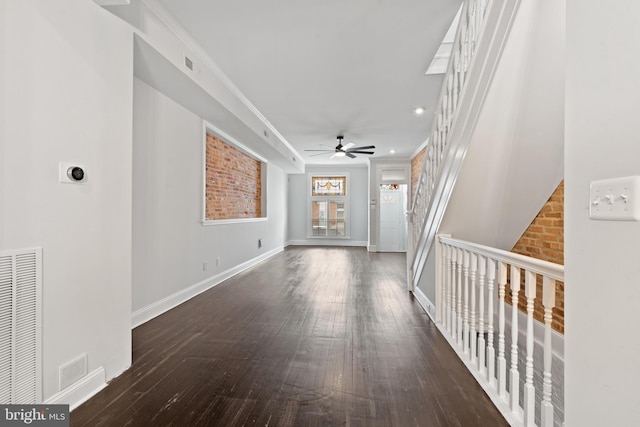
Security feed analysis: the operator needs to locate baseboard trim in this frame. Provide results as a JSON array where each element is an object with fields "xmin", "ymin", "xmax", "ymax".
[
  {"xmin": 412, "ymin": 287, "xmax": 436, "ymax": 322},
  {"xmin": 131, "ymin": 246, "xmax": 284, "ymax": 328},
  {"xmin": 45, "ymin": 367, "xmax": 106, "ymax": 411},
  {"xmin": 286, "ymin": 239, "xmax": 367, "ymax": 247}
]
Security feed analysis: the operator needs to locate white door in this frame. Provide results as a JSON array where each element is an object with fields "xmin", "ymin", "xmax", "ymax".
[{"xmin": 378, "ymin": 186, "xmax": 407, "ymax": 252}]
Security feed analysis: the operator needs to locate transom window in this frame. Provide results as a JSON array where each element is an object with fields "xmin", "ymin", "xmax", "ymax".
[{"xmin": 311, "ymin": 176, "xmax": 346, "ymax": 196}]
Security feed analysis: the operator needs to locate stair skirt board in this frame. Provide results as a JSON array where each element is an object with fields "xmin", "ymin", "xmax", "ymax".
[{"xmin": 131, "ymin": 246, "xmax": 284, "ymax": 328}]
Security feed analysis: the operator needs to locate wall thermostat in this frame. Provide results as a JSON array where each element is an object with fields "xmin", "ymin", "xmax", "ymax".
[{"xmin": 59, "ymin": 162, "xmax": 87, "ymax": 184}]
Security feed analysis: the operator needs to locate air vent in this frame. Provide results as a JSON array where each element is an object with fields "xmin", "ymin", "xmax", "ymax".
[
  {"xmin": 0, "ymin": 248, "xmax": 42, "ymax": 404},
  {"xmin": 184, "ymin": 56, "xmax": 193, "ymax": 71}
]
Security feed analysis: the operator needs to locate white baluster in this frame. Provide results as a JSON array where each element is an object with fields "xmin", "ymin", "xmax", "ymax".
[
  {"xmin": 435, "ymin": 238, "xmax": 443, "ymax": 323},
  {"xmin": 462, "ymin": 250, "xmax": 470, "ymax": 355},
  {"xmin": 456, "ymin": 248, "xmax": 463, "ymax": 346},
  {"xmin": 541, "ymin": 276, "xmax": 556, "ymax": 427},
  {"xmin": 453, "ymin": 61, "xmax": 459, "ymax": 110},
  {"xmin": 510, "ymin": 266, "xmax": 521, "ymax": 413},
  {"xmin": 523, "ymin": 270, "xmax": 536, "ymax": 427},
  {"xmin": 451, "ymin": 247, "xmax": 458, "ymax": 340},
  {"xmin": 470, "ymin": 252, "xmax": 477, "ymax": 365},
  {"xmin": 460, "ymin": 20, "xmax": 468, "ymax": 79},
  {"xmin": 497, "ymin": 261, "xmax": 507, "ymax": 398},
  {"xmin": 445, "ymin": 245, "xmax": 453, "ymax": 334},
  {"xmin": 477, "ymin": 254, "xmax": 486, "ymax": 374},
  {"xmin": 468, "ymin": 0, "xmax": 475, "ymax": 53},
  {"xmin": 486, "ymin": 258, "xmax": 496, "ymax": 386}
]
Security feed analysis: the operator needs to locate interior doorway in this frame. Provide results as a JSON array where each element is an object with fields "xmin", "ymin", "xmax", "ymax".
[{"xmin": 378, "ymin": 184, "xmax": 408, "ymax": 252}]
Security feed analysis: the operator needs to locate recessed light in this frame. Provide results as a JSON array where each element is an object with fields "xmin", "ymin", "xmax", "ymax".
[
  {"xmin": 390, "ymin": 149, "xmax": 396, "ymax": 154},
  {"xmin": 414, "ymin": 107, "xmax": 425, "ymax": 115}
]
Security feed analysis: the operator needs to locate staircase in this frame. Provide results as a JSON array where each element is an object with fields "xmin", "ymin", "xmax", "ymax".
[
  {"xmin": 408, "ymin": 0, "xmax": 565, "ymax": 425},
  {"xmin": 409, "ymin": 0, "xmax": 523, "ymax": 290}
]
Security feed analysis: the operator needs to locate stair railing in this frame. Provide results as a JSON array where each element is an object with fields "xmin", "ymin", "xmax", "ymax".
[
  {"xmin": 408, "ymin": 0, "xmax": 489, "ymax": 287},
  {"xmin": 408, "ymin": 0, "xmax": 525, "ymax": 293},
  {"xmin": 436, "ymin": 234, "xmax": 564, "ymax": 427}
]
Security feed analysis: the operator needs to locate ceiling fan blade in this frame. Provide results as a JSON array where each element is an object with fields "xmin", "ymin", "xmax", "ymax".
[
  {"xmin": 348, "ymin": 150, "xmax": 375, "ymax": 155},
  {"xmin": 304, "ymin": 149, "xmax": 334, "ymax": 152},
  {"xmin": 345, "ymin": 152, "xmax": 356, "ymax": 159},
  {"xmin": 342, "ymin": 142, "xmax": 355, "ymax": 150},
  {"xmin": 309, "ymin": 152, "xmax": 332, "ymax": 157},
  {"xmin": 347, "ymin": 145, "xmax": 375, "ymax": 151}
]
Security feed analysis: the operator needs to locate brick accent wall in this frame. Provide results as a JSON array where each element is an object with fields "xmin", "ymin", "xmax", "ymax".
[
  {"xmin": 205, "ymin": 134, "xmax": 262, "ymax": 220},
  {"xmin": 510, "ymin": 181, "xmax": 564, "ymax": 333},
  {"xmin": 410, "ymin": 147, "xmax": 427, "ymax": 204}
]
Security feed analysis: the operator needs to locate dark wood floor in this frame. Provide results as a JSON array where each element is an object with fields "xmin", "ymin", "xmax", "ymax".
[{"xmin": 72, "ymin": 247, "xmax": 507, "ymax": 427}]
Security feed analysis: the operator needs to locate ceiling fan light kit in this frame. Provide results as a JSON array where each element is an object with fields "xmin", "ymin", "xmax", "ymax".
[{"xmin": 305, "ymin": 135, "xmax": 376, "ymax": 159}]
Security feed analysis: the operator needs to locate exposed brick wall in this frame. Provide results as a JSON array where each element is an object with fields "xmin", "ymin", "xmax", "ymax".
[
  {"xmin": 410, "ymin": 147, "xmax": 427, "ymax": 204},
  {"xmin": 205, "ymin": 134, "xmax": 262, "ymax": 220},
  {"xmin": 510, "ymin": 181, "xmax": 564, "ymax": 334}
]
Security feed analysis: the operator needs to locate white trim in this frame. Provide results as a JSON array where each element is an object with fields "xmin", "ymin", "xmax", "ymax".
[
  {"xmin": 367, "ymin": 245, "xmax": 377, "ymax": 252},
  {"xmin": 45, "ymin": 367, "xmax": 106, "ymax": 411},
  {"xmin": 412, "ymin": 287, "xmax": 437, "ymax": 321},
  {"xmin": 202, "ymin": 217, "xmax": 268, "ymax": 226},
  {"xmin": 131, "ymin": 246, "xmax": 284, "ymax": 328},
  {"xmin": 286, "ymin": 240, "xmax": 367, "ymax": 247},
  {"xmin": 203, "ymin": 121, "xmax": 268, "ymax": 164}
]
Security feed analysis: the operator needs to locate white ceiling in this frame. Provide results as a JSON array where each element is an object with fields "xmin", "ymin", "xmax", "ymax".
[{"xmin": 150, "ymin": 0, "xmax": 462, "ymax": 165}]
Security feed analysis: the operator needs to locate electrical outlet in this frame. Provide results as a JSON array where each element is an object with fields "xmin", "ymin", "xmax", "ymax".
[
  {"xmin": 203, "ymin": 262, "xmax": 207, "ymax": 271},
  {"xmin": 216, "ymin": 257, "xmax": 221, "ymax": 266}
]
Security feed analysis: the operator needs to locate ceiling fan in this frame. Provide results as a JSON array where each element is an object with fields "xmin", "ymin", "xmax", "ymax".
[{"xmin": 304, "ymin": 136, "xmax": 375, "ymax": 159}]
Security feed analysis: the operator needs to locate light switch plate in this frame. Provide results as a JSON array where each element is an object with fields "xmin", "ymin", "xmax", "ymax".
[{"xmin": 590, "ymin": 176, "xmax": 640, "ymax": 221}]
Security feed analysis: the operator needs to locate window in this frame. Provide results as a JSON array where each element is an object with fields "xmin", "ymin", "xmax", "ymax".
[{"xmin": 309, "ymin": 175, "xmax": 348, "ymax": 237}]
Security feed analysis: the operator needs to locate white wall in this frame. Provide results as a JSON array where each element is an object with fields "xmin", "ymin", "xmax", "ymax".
[
  {"xmin": 565, "ymin": 1, "xmax": 640, "ymax": 425},
  {"xmin": 287, "ymin": 166, "xmax": 369, "ymax": 245},
  {"xmin": 0, "ymin": 0, "xmax": 133, "ymax": 400},
  {"xmin": 133, "ymin": 78, "xmax": 288, "ymax": 312}
]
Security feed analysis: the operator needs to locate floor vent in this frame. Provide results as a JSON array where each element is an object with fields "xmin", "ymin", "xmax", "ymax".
[{"xmin": 0, "ymin": 248, "xmax": 42, "ymax": 404}]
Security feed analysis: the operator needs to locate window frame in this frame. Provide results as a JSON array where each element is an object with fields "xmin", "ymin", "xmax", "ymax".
[
  {"xmin": 202, "ymin": 121, "xmax": 268, "ymax": 226},
  {"xmin": 307, "ymin": 173, "xmax": 350, "ymax": 239}
]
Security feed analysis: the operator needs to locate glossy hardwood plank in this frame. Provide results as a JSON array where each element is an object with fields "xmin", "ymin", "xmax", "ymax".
[{"xmin": 71, "ymin": 247, "xmax": 507, "ymax": 426}]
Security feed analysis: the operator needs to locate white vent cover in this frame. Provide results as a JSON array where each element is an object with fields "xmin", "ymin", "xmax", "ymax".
[{"xmin": 0, "ymin": 248, "xmax": 42, "ymax": 404}]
